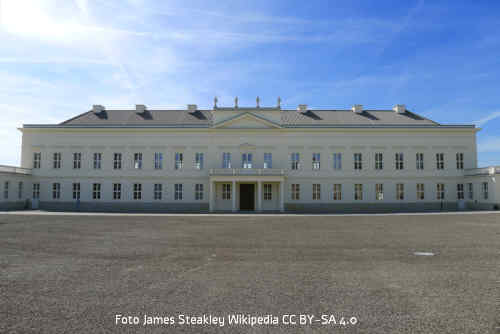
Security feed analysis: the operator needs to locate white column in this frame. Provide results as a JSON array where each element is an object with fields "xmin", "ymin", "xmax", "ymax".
[
  {"xmin": 232, "ymin": 180, "xmax": 236, "ymax": 212},
  {"xmin": 280, "ymin": 181, "xmax": 285, "ymax": 212},
  {"xmin": 209, "ymin": 181, "xmax": 215, "ymax": 212},
  {"xmin": 257, "ymin": 181, "xmax": 262, "ymax": 212}
]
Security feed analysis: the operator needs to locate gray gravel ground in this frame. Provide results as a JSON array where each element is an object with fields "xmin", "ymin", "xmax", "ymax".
[{"xmin": 0, "ymin": 212, "xmax": 499, "ymax": 334}]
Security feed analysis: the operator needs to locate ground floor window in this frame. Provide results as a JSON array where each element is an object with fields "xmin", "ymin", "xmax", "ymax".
[
  {"xmin": 195, "ymin": 184, "xmax": 203, "ymax": 200},
  {"xmin": 375, "ymin": 183, "xmax": 383, "ymax": 201},
  {"xmin": 457, "ymin": 183, "xmax": 464, "ymax": 200},
  {"xmin": 482, "ymin": 182, "xmax": 488, "ymax": 200},
  {"xmin": 133, "ymin": 183, "xmax": 142, "ymax": 200},
  {"xmin": 3, "ymin": 181, "xmax": 9, "ymax": 199},
  {"xmin": 396, "ymin": 183, "xmax": 404, "ymax": 200},
  {"xmin": 93, "ymin": 183, "xmax": 101, "ymax": 200},
  {"xmin": 222, "ymin": 183, "xmax": 231, "ymax": 200},
  {"xmin": 113, "ymin": 183, "xmax": 121, "ymax": 200},
  {"xmin": 467, "ymin": 183, "xmax": 473, "ymax": 200},
  {"xmin": 18, "ymin": 181, "xmax": 23, "ymax": 199},
  {"xmin": 291, "ymin": 184, "xmax": 300, "ymax": 200},
  {"xmin": 312, "ymin": 184, "xmax": 321, "ymax": 200},
  {"xmin": 354, "ymin": 184, "xmax": 363, "ymax": 200},
  {"xmin": 72, "ymin": 183, "xmax": 80, "ymax": 200},
  {"xmin": 264, "ymin": 183, "xmax": 272, "ymax": 200},
  {"xmin": 52, "ymin": 183, "xmax": 60, "ymax": 199},
  {"xmin": 33, "ymin": 183, "xmax": 40, "ymax": 199},
  {"xmin": 175, "ymin": 183, "xmax": 183, "ymax": 200},
  {"xmin": 436, "ymin": 183, "xmax": 445, "ymax": 200},
  {"xmin": 417, "ymin": 183, "xmax": 425, "ymax": 200},
  {"xmin": 154, "ymin": 183, "xmax": 162, "ymax": 200},
  {"xmin": 333, "ymin": 184, "xmax": 342, "ymax": 201}
]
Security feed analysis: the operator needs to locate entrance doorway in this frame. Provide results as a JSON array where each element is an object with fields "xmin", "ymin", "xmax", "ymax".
[{"xmin": 239, "ymin": 184, "xmax": 255, "ymax": 211}]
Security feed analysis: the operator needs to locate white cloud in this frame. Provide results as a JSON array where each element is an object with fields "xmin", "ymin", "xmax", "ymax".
[{"xmin": 474, "ymin": 111, "xmax": 500, "ymax": 127}]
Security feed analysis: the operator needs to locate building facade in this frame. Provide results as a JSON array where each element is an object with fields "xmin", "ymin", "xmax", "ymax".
[{"xmin": 1, "ymin": 101, "xmax": 499, "ymax": 212}]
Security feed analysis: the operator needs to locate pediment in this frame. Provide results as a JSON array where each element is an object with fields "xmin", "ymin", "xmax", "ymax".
[{"xmin": 213, "ymin": 112, "xmax": 281, "ymax": 129}]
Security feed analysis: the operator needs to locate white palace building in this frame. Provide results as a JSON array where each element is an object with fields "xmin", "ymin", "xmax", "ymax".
[{"xmin": 0, "ymin": 98, "xmax": 499, "ymax": 212}]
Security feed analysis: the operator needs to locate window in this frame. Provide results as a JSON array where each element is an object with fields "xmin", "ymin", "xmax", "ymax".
[
  {"xmin": 194, "ymin": 153, "xmax": 204, "ymax": 170},
  {"xmin": 134, "ymin": 153, "xmax": 143, "ymax": 169},
  {"xmin": 242, "ymin": 153, "xmax": 253, "ymax": 168},
  {"xmin": 18, "ymin": 181, "xmax": 23, "ymax": 199},
  {"xmin": 333, "ymin": 184, "xmax": 342, "ymax": 201},
  {"xmin": 222, "ymin": 183, "xmax": 231, "ymax": 200},
  {"xmin": 113, "ymin": 183, "xmax": 121, "ymax": 200},
  {"xmin": 113, "ymin": 153, "xmax": 122, "ymax": 170},
  {"xmin": 222, "ymin": 152, "xmax": 231, "ymax": 168},
  {"xmin": 33, "ymin": 152, "xmax": 41, "ymax": 169},
  {"xmin": 154, "ymin": 184, "xmax": 163, "ymax": 200},
  {"xmin": 436, "ymin": 153, "xmax": 444, "ymax": 170},
  {"xmin": 417, "ymin": 183, "xmax": 425, "ymax": 200},
  {"xmin": 354, "ymin": 184, "xmax": 363, "ymax": 200},
  {"xmin": 3, "ymin": 181, "xmax": 9, "ymax": 199},
  {"xmin": 395, "ymin": 153, "xmax": 404, "ymax": 170},
  {"xmin": 375, "ymin": 183, "xmax": 384, "ymax": 200},
  {"xmin": 291, "ymin": 153, "xmax": 300, "ymax": 170},
  {"xmin": 53, "ymin": 152, "xmax": 61, "ymax": 169},
  {"xmin": 73, "ymin": 152, "xmax": 81, "ymax": 169},
  {"xmin": 354, "ymin": 153, "xmax": 362, "ymax": 170},
  {"xmin": 456, "ymin": 153, "xmax": 464, "ymax": 170},
  {"xmin": 175, "ymin": 153, "xmax": 183, "ymax": 170},
  {"xmin": 457, "ymin": 184, "xmax": 464, "ymax": 200},
  {"xmin": 93, "ymin": 153, "xmax": 102, "ymax": 169},
  {"xmin": 32, "ymin": 183, "xmax": 40, "ymax": 199},
  {"xmin": 52, "ymin": 183, "xmax": 60, "ymax": 199},
  {"xmin": 263, "ymin": 153, "xmax": 272, "ymax": 169},
  {"xmin": 72, "ymin": 183, "xmax": 80, "ymax": 200},
  {"xmin": 264, "ymin": 184, "xmax": 272, "ymax": 200},
  {"xmin": 291, "ymin": 184, "xmax": 300, "ymax": 200},
  {"xmin": 195, "ymin": 184, "xmax": 203, "ymax": 200},
  {"xmin": 482, "ymin": 182, "xmax": 488, "ymax": 200},
  {"xmin": 174, "ymin": 183, "xmax": 183, "ymax": 200},
  {"xmin": 93, "ymin": 183, "xmax": 101, "ymax": 200},
  {"xmin": 133, "ymin": 183, "xmax": 142, "ymax": 200},
  {"xmin": 375, "ymin": 153, "xmax": 383, "ymax": 170},
  {"xmin": 416, "ymin": 153, "xmax": 424, "ymax": 170},
  {"xmin": 312, "ymin": 184, "xmax": 321, "ymax": 200},
  {"xmin": 467, "ymin": 183, "xmax": 473, "ymax": 200},
  {"xmin": 396, "ymin": 183, "xmax": 404, "ymax": 200},
  {"xmin": 312, "ymin": 153, "xmax": 320, "ymax": 170},
  {"xmin": 333, "ymin": 153, "xmax": 342, "ymax": 170},
  {"xmin": 154, "ymin": 152, "xmax": 163, "ymax": 170},
  {"xmin": 436, "ymin": 183, "xmax": 445, "ymax": 200}
]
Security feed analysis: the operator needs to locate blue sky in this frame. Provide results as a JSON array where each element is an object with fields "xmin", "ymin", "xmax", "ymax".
[{"xmin": 0, "ymin": 0, "xmax": 499, "ymax": 166}]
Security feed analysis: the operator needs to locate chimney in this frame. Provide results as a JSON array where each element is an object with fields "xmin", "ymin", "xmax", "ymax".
[
  {"xmin": 136, "ymin": 104, "xmax": 147, "ymax": 113},
  {"xmin": 393, "ymin": 104, "xmax": 406, "ymax": 114},
  {"xmin": 297, "ymin": 104, "xmax": 308, "ymax": 112},
  {"xmin": 352, "ymin": 104, "xmax": 363, "ymax": 114},
  {"xmin": 187, "ymin": 104, "xmax": 197, "ymax": 112},
  {"xmin": 92, "ymin": 105, "xmax": 105, "ymax": 113}
]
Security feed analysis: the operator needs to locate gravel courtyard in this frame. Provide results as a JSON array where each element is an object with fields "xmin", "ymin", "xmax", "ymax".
[{"xmin": 0, "ymin": 212, "xmax": 499, "ymax": 334}]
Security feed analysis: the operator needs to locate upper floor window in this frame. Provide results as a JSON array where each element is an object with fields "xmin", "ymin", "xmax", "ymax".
[
  {"xmin": 3, "ymin": 181, "xmax": 9, "ymax": 199},
  {"xmin": 263, "ymin": 153, "xmax": 272, "ymax": 169},
  {"xmin": 395, "ymin": 153, "xmax": 404, "ymax": 170},
  {"xmin": 195, "ymin": 184, "xmax": 204, "ymax": 200},
  {"xmin": 333, "ymin": 184, "xmax": 342, "ymax": 201},
  {"xmin": 154, "ymin": 152, "xmax": 163, "ymax": 170},
  {"xmin": 33, "ymin": 152, "xmax": 41, "ymax": 169},
  {"xmin": 242, "ymin": 153, "xmax": 253, "ymax": 169},
  {"xmin": 113, "ymin": 183, "xmax": 121, "ymax": 200},
  {"xmin": 194, "ymin": 152, "xmax": 204, "ymax": 170},
  {"xmin": 291, "ymin": 153, "xmax": 300, "ymax": 170},
  {"xmin": 72, "ymin": 182, "xmax": 80, "ymax": 200},
  {"xmin": 264, "ymin": 183, "xmax": 272, "ymax": 200},
  {"xmin": 375, "ymin": 153, "xmax": 383, "ymax": 170},
  {"xmin": 93, "ymin": 153, "xmax": 102, "ymax": 169},
  {"xmin": 436, "ymin": 153, "xmax": 444, "ymax": 170},
  {"xmin": 417, "ymin": 183, "xmax": 425, "ymax": 200},
  {"xmin": 354, "ymin": 153, "xmax": 362, "ymax": 170},
  {"xmin": 456, "ymin": 153, "xmax": 464, "ymax": 170},
  {"xmin": 175, "ymin": 152, "xmax": 183, "ymax": 170},
  {"xmin": 375, "ymin": 183, "xmax": 384, "ymax": 201},
  {"xmin": 93, "ymin": 183, "xmax": 101, "ymax": 199},
  {"xmin": 222, "ymin": 183, "xmax": 231, "ymax": 200},
  {"xmin": 73, "ymin": 152, "xmax": 82, "ymax": 169},
  {"xmin": 154, "ymin": 184, "xmax": 162, "ymax": 200},
  {"xmin": 467, "ymin": 183, "xmax": 473, "ymax": 200},
  {"xmin": 113, "ymin": 153, "xmax": 122, "ymax": 170},
  {"xmin": 52, "ymin": 183, "xmax": 61, "ymax": 199},
  {"xmin": 416, "ymin": 153, "xmax": 424, "ymax": 170},
  {"xmin": 482, "ymin": 182, "xmax": 488, "ymax": 200},
  {"xmin": 354, "ymin": 184, "xmax": 363, "ymax": 200},
  {"xmin": 333, "ymin": 153, "xmax": 342, "ymax": 170},
  {"xmin": 436, "ymin": 183, "xmax": 445, "ymax": 200},
  {"xmin": 174, "ymin": 183, "xmax": 183, "ymax": 200},
  {"xmin": 312, "ymin": 184, "xmax": 321, "ymax": 200},
  {"xmin": 312, "ymin": 153, "xmax": 320, "ymax": 170},
  {"xmin": 396, "ymin": 183, "xmax": 404, "ymax": 200},
  {"xmin": 32, "ymin": 183, "xmax": 40, "ymax": 199},
  {"xmin": 134, "ymin": 153, "xmax": 143, "ymax": 169},
  {"xmin": 133, "ymin": 183, "xmax": 142, "ymax": 200},
  {"xmin": 53, "ymin": 152, "xmax": 61, "ymax": 169},
  {"xmin": 222, "ymin": 152, "xmax": 231, "ymax": 169},
  {"xmin": 457, "ymin": 183, "xmax": 464, "ymax": 200}
]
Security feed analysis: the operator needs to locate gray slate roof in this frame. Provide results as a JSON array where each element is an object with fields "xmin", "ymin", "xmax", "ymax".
[{"xmin": 57, "ymin": 108, "xmax": 443, "ymax": 127}]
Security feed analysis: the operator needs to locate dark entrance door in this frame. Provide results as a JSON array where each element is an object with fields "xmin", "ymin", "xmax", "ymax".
[{"xmin": 239, "ymin": 184, "xmax": 255, "ymax": 211}]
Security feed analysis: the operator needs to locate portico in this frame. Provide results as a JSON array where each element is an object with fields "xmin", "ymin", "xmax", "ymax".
[{"xmin": 209, "ymin": 169, "xmax": 286, "ymax": 212}]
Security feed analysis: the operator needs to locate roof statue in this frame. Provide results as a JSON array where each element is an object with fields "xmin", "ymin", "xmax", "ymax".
[
  {"xmin": 277, "ymin": 96, "xmax": 281, "ymax": 108},
  {"xmin": 213, "ymin": 96, "xmax": 218, "ymax": 108},
  {"xmin": 234, "ymin": 96, "xmax": 238, "ymax": 108}
]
